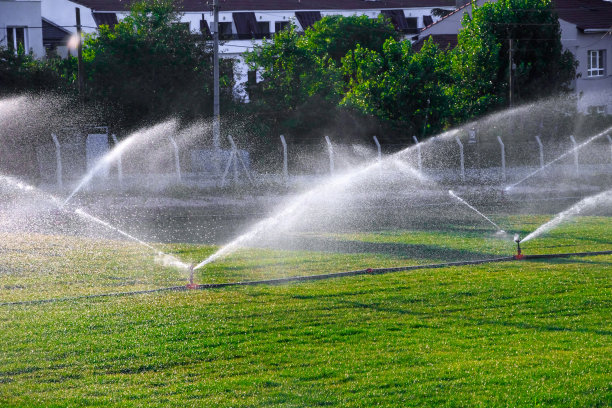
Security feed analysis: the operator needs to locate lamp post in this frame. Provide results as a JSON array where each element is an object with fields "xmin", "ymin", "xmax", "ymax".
[
  {"xmin": 75, "ymin": 7, "xmax": 84, "ymax": 96},
  {"xmin": 212, "ymin": 0, "xmax": 220, "ymax": 151}
]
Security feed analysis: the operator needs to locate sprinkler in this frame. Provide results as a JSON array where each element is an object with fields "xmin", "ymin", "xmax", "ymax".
[
  {"xmin": 514, "ymin": 234, "xmax": 524, "ymax": 260},
  {"xmin": 186, "ymin": 264, "xmax": 197, "ymax": 289}
]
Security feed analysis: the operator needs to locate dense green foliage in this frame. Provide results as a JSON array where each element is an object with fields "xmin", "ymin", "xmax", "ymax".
[
  {"xmin": 0, "ymin": 0, "xmax": 578, "ymax": 142},
  {"xmin": 81, "ymin": 0, "xmax": 234, "ymax": 128},
  {"xmin": 450, "ymin": 0, "xmax": 576, "ymax": 119},
  {"xmin": 245, "ymin": 16, "xmax": 398, "ymax": 142},
  {"xmin": 342, "ymin": 38, "xmax": 453, "ymax": 137},
  {"xmin": 246, "ymin": 0, "xmax": 576, "ymax": 141},
  {"xmin": 0, "ymin": 0, "xmax": 234, "ymax": 131},
  {"xmin": 0, "ymin": 46, "xmax": 74, "ymax": 94}
]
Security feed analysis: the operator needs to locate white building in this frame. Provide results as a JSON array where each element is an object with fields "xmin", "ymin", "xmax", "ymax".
[
  {"xmin": 41, "ymin": 0, "xmax": 457, "ymax": 96},
  {"xmin": 0, "ymin": 0, "xmax": 45, "ymax": 58},
  {"xmin": 556, "ymin": 0, "xmax": 612, "ymax": 114},
  {"xmin": 412, "ymin": 0, "xmax": 612, "ymax": 114}
]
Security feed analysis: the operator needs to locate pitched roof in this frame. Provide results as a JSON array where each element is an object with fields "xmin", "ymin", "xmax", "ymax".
[
  {"xmin": 419, "ymin": 0, "xmax": 473, "ymax": 31},
  {"xmin": 70, "ymin": 0, "xmax": 456, "ymax": 12},
  {"xmin": 412, "ymin": 33, "xmax": 457, "ymax": 51},
  {"xmin": 553, "ymin": 0, "xmax": 612, "ymax": 30},
  {"xmin": 42, "ymin": 18, "xmax": 71, "ymax": 45}
]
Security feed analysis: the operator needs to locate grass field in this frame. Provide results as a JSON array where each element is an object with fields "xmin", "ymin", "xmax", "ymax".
[{"xmin": 0, "ymin": 215, "xmax": 611, "ymax": 406}]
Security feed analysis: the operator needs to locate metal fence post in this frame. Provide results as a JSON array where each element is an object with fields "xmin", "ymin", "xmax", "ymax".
[
  {"xmin": 51, "ymin": 134, "xmax": 62, "ymax": 189},
  {"xmin": 227, "ymin": 135, "xmax": 253, "ymax": 186},
  {"xmin": 280, "ymin": 134, "xmax": 288, "ymax": 184},
  {"xmin": 455, "ymin": 136, "xmax": 465, "ymax": 182},
  {"xmin": 535, "ymin": 135, "xmax": 544, "ymax": 169},
  {"xmin": 168, "ymin": 135, "xmax": 181, "ymax": 182},
  {"xmin": 497, "ymin": 136, "xmax": 506, "ymax": 182},
  {"xmin": 111, "ymin": 134, "xmax": 123, "ymax": 187},
  {"xmin": 372, "ymin": 136, "xmax": 381, "ymax": 162},
  {"xmin": 569, "ymin": 135, "xmax": 579, "ymax": 176},
  {"xmin": 325, "ymin": 136, "xmax": 334, "ymax": 174},
  {"xmin": 412, "ymin": 135, "xmax": 422, "ymax": 173}
]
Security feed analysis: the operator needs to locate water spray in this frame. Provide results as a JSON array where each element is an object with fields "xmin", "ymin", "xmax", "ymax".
[
  {"xmin": 514, "ymin": 234, "xmax": 524, "ymax": 259},
  {"xmin": 448, "ymin": 190, "xmax": 505, "ymax": 234}
]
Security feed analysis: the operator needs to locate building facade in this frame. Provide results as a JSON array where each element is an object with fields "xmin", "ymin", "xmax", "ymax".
[
  {"xmin": 556, "ymin": 0, "xmax": 612, "ymax": 114},
  {"xmin": 1, "ymin": 0, "xmax": 45, "ymax": 58},
  {"xmin": 40, "ymin": 0, "xmax": 456, "ymax": 96},
  {"xmin": 412, "ymin": 0, "xmax": 612, "ymax": 114}
]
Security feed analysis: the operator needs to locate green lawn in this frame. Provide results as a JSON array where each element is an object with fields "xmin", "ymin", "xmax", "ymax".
[{"xmin": 0, "ymin": 215, "xmax": 610, "ymax": 406}]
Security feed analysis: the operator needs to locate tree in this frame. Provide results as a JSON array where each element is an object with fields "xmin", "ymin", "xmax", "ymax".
[
  {"xmin": 244, "ymin": 15, "xmax": 398, "ymax": 141},
  {"xmin": 341, "ymin": 38, "xmax": 453, "ymax": 139},
  {"xmin": 0, "ymin": 46, "xmax": 72, "ymax": 95},
  {"xmin": 450, "ymin": 0, "xmax": 576, "ymax": 118},
  {"xmin": 82, "ymin": 0, "xmax": 233, "ymax": 128}
]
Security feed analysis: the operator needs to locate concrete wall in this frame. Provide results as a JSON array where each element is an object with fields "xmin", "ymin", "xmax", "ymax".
[
  {"xmin": 41, "ymin": 0, "xmax": 97, "ymax": 34},
  {"xmin": 0, "ymin": 0, "xmax": 44, "ymax": 58},
  {"xmin": 560, "ymin": 19, "xmax": 612, "ymax": 114}
]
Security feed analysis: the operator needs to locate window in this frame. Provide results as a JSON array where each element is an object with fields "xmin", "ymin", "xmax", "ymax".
[
  {"xmin": 256, "ymin": 22, "xmax": 270, "ymax": 39},
  {"xmin": 587, "ymin": 50, "xmax": 605, "ymax": 77},
  {"xmin": 588, "ymin": 105, "xmax": 606, "ymax": 115},
  {"xmin": 405, "ymin": 17, "xmax": 418, "ymax": 34},
  {"xmin": 275, "ymin": 21, "xmax": 289, "ymax": 32},
  {"xmin": 247, "ymin": 70, "xmax": 257, "ymax": 85},
  {"xmin": 6, "ymin": 27, "xmax": 27, "ymax": 52},
  {"xmin": 218, "ymin": 22, "xmax": 233, "ymax": 40}
]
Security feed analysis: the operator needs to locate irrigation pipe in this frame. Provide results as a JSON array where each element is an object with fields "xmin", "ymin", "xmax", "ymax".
[{"xmin": 2, "ymin": 249, "xmax": 611, "ymax": 307}]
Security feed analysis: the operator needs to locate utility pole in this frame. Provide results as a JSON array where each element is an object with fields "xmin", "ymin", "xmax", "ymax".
[
  {"xmin": 76, "ymin": 7, "xmax": 84, "ymax": 96},
  {"xmin": 212, "ymin": 0, "xmax": 220, "ymax": 151},
  {"xmin": 508, "ymin": 38, "xmax": 513, "ymax": 108}
]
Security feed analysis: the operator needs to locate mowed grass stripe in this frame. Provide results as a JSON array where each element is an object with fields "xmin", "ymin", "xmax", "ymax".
[{"xmin": 0, "ymin": 255, "xmax": 610, "ymax": 407}]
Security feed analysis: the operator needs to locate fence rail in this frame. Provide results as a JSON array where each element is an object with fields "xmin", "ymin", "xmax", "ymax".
[{"xmin": 31, "ymin": 131, "xmax": 612, "ymax": 189}]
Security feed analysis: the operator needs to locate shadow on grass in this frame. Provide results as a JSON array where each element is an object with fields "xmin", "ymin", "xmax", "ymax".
[
  {"xmin": 257, "ymin": 237, "xmax": 500, "ymax": 263},
  {"xmin": 324, "ymin": 298, "xmax": 612, "ymax": 337},
  {"xmin": 531, "ymin": 258, "xmax": 612, "ymax": 267},
  {"xmin": 572, "ymin": 236, "xmax": 612, "ymax": 246}
]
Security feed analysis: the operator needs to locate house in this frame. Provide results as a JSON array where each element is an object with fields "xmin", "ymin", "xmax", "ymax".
[
  {"xmin": 0, "ymin": 0, "xmax": 45, "ymax": 58},
  {"xmin": 412, "ymin": 0, "xmax": 612, "ymax": 114},
  {"xmin": 42, "ymin": 17, "xmax": 71, "ymax": 57},
  {"xmin": 40, "ymin": 0, "xmax": 457, "ymax": 97},
  {"xmin": 412, "ymin": 0, "xmax": 485, "ymax": 51},
  {"xmin": 555, "ymin": 0, "xmax": 612, "ymax": 114}
]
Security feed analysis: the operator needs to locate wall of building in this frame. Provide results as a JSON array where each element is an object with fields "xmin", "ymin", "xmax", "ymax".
[
  {"xmin": 0, "ymin": 0, "xmax": 44, "ymax": 58},
  {"xmin": 41, "ymin": 0, "xmax": 97, "ymax": 35},
  {"xmin": 560, "ymin": 19, "xmax": 612, "ymax": 114}
]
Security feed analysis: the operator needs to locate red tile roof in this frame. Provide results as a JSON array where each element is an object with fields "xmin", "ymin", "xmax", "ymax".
[
  {"xmin": 553, "ymin": 0, "xmax": 612, "ymax": 30},
  {"xmin": 71, "ymin": 0, "xmax": 456, "ymax": 12}
]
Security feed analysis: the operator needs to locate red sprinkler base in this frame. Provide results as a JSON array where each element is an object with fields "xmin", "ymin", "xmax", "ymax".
[
  {"xmin": 514, "ymin": 240, "xmax": 524, "ymax": 260},
  {"xmin": 186, "ymin": 265, "xmax": 197, "ymax": 289}
]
